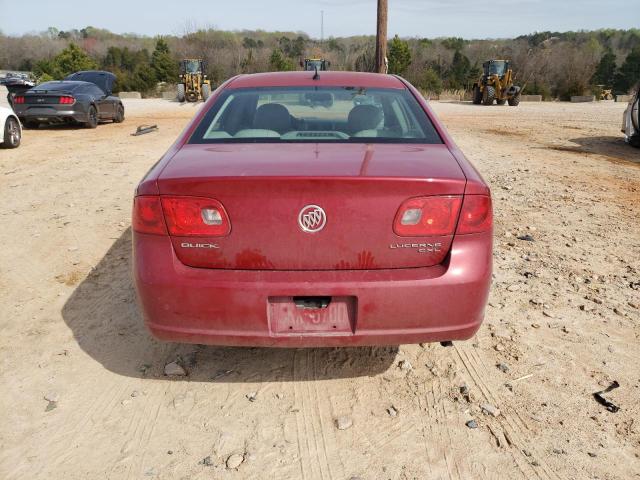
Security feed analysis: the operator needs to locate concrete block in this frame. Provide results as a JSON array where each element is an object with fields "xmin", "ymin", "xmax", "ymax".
[
  {"xmin": 521, "ymin": 95, "xmax": 542, "ymax": 102},
  {"xmin": 118, "ymin": 91, "xmax": 142, "ymax": 99},
  {"xmin": 437, "ymin": 93, "xmax": 463, "ymax": 101},
  {"xmin": 616, "ymin": 95, "xmax": 631, "ymax": 103},
  {"xmin": 570, "ymin": 95, "xmax": 595, "ymax": 103}
]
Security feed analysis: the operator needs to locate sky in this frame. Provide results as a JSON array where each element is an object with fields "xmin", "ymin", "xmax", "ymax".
[{"xmin": 1, "ymin": 0, "xmax": 639, "ymax": 39}]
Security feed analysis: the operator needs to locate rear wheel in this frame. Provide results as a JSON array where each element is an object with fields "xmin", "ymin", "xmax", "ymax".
[
  {"xmin": 113, "ymin": 104, "xmax": 125, "ymax": 123},
  {"xmin": 202, "ymin": 83, "xmax": 211, "ymax": 101},
  {"xmin": 2, "ymin": 117, "xmax": 21, "ymax": 148},
  {"xmin": 177, "ymin": 84, "xmax": 185, "ymax": 102},
  {"xmin": 508, "ymin": 93, "xmax": 521, "ymax": 106},
  {"xmin": 496, "ymin": 98, "xmax": 506, "ymax": 105},
  {"xmin": 85, "ymin": 106, "xmax": 98, "ymax": 129},
  {"xmin": 482, "ymin": 86, "xmax": 495, "ymax": 105},
  {"xmin": 472, "ymin": 85, "xmax": 482, "ymax": 105}
]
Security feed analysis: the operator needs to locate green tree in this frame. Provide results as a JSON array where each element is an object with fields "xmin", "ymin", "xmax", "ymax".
[
  {"xmin": 416, "ymin": 68, "xmax": 442, "ymax": 94},
  {"xmin": 269, "ymin": 48, "xmax": 295, "ymax": 72},
  {"xmin": 446, "ymin": 50, "xmax": 471, "ymax": 89},
  {"xmin": 590, "ymin": 49, "xmax": 617, "ymax": 87},
  {"xmin": 278, "ymin": 35, "xmax": 306, "ymax": 58},
  {"xmin": 35, "ymin": 43, "xmax": 97, "ymax": 79},
  {"xmin": 614, "ymin": 46, "xmax": 640, "ymax": 93},
  {"xmin": 102, "ymin": 46, "xmax": 156, "ymax": 93},
  {"xmin": 150, "ymin": 37, "xmax": 176, "ymax": 83},
  {"xmin": 387, "ymin": 35, "xmax": 411, "ymax": 75},
  {"xmin": 269, "ymin": 49, "xmax": 294, "ymax": 71},
  {"xmin": 441, "ymin": 37, "xmax": 467, "ymax": 51}
]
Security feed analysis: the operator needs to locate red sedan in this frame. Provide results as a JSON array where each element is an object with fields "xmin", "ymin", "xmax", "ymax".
[{"xmin": 132, "ymin": 71, "xmax": 492, "ymax": 347}]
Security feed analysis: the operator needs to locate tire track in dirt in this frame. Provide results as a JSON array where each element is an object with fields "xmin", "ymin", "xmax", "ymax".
[
  {"xmin": 122, "ymin": 384, "xmax": 166, "ymax": 479},
  {"xmin": 292, "ymin": 349, "xmax": 327, "ymax": 479},
  {"xmin": 454, "ymin": 344, "xmax": 564, "ymax": 480},
  {"xmin": 291, "ymin": 349, "xmax": 349, "ymax": 480}
]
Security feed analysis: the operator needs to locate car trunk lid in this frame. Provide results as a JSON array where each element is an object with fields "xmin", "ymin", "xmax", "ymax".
[{"xmin": 157, "ymin": 143, "xmax": 467, "ymax": 270}]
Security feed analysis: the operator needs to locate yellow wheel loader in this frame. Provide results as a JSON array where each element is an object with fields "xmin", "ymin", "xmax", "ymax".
[
  {"xmin": 301, "ymin": 58, "xmax": 330, "ymax": 72},
  {"xmin": 472, "ymin": 60, "xmax": 521, "ymax": 106},
  {"xmin": 597, "ymin": 86, "xmax": 614, "ymax": 101},
  {"xmin": 177, "ymin": 59, "xmax": 211, "ymax": 103}
]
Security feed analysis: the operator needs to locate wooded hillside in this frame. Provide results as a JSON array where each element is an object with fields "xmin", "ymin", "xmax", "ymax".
[{"xmin": 1, "ymin": 26, "xmax": 638, "ymax": 98}]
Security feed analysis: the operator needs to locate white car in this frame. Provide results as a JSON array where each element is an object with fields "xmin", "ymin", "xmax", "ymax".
[
  {"xmin": 621, "ymin": 84, "xmax": 639, "ymax": 147},
  {"xmin": 1, "ymin": 105, "xmax": 21, "ymax": 149}
]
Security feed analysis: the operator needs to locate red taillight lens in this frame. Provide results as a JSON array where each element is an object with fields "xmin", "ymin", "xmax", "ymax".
[
  {"xmin": 393, "ymin": 196, "xmax": 463, "ymax": 237},
  {"xmin": 132, "ymin": 196, "xmax": 167, "ymax": 235},
  {"xmin": 59, "ymin": 96, "xmax": 75, "ymax": 105},
  {"xmin": 14, "ymin": 96, "xmax": 25, "ymax": 104},
  {"xmin": 456, "ymin": 195, "xmax": 492, "ymax": 235},
  {"xmin": 161, "ymin": 196, "xmax": 230, "ymax": 237}
]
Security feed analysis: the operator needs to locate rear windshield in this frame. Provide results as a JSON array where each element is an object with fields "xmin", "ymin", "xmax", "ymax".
[
  {"xmin": 31, "ymin": 82, "xmax": 80, "ymax": 92},
  {"xmin": 189, "ymin": 86, "xmax": 442, "ymax": 144}
]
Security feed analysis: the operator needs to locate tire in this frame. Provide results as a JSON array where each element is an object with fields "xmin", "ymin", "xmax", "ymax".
[
  {"xmin": 472, "ymin": 85, "xmax": 482, "ymax": 105},
  {"xmin": 482, "ymin": 86, "xmax": 495, "ymax": 105},
  {"xmin": 496, "ymin": 98, "xmax": 506, "ymax": 105},
  {"xmin": 177, "ymin": 84, "xmax": 186, "ymax": 102},
  {"xmin": 629, "ymin": 135, "xmax": 640, "ymax": 148},
  {"xmin": 113, "ymin": 104, "xmax": 125, "ymax": 123},
  {"xmin": 2, "ymin": 117, "xmax": 21, "ymax": 149},
  {"xmin": 202, "ymin": 83, "xmax": 211, "ymax": 101},
  {"xmin": 508, "ymin": 93, "xmax": 521, "ymax": 106},
  {"xmin": 85, "ymin": 106, "xmax": 98, "ymax": 129}
]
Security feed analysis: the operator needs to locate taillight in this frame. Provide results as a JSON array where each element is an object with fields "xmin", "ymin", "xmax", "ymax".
[
  {"xmin": 456, "ymin": 195, "xmax": 492, "ymax": 235},
  {"xmin": 393, "ymin": 196, "xmax": 463, "ymax": 237},
  {"xmin": 14, "ymin": 96, "xmax": 25, "ymax": 104},
  {"xmin": 59, "ymin": 96, "xmax": 75, "ymax": 105},
  {"xmin": 161, "ymin": 196, "xmax": 230, "ymax": 237},
  {"xmin": 132, "ymin": 196, "xmax": 167, "ymax": 235}
]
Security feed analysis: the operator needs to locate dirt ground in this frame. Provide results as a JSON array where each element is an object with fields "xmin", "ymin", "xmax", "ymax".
[{"xmin": 1, "ymin": 99, "xmax": 638, "ymax": 480}]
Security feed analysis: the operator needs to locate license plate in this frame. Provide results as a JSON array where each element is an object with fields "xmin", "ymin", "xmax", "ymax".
[{"xmin": 268, "ymin": 296, "xmax": 356, "ymax": 335}]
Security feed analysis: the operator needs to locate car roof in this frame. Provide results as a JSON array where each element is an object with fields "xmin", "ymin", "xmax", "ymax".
[{"xmin": 226, "ymin": 71, "xmax": 406, "ymax": 90}]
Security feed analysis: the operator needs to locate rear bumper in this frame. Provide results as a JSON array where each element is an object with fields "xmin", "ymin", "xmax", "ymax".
[
  {"xmin": 16, "ymin": 106, "xmax": 88, "ymax": 123},
  {"xmin": 133, "ymin": 232, "xmax": 492, "ymax": 347}
]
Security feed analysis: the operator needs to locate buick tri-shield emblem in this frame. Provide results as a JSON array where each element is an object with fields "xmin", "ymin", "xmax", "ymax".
[{"xmin": 298, "ymin": 205, "xmax": 327, "ymax": 233}]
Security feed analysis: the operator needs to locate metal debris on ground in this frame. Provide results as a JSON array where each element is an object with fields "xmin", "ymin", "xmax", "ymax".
[
  {"xmin": 517, "ymin": 234, "xmax": 535, "ymax": 241},
  {"xmin": 132, "ymin": 124, "xmax": 159, "ymax": 136},
  {"xmin": 593, "ymin": 381, "xmax": 620, "ymax": 412}
]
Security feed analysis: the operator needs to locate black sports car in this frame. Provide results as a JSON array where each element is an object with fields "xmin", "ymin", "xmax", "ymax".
[
  {"xmin": 12, "ymin": 71, "xmax": 124, "ymax": 129},
  {"xmin": 621, "ymin": 82, "xmax": 639, "ymax": 147}
]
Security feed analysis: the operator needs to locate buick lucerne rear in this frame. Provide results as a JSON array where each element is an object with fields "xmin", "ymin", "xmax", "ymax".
[{"xmin": 132, "ymin": 71, "xmax": 492, "ymax": 347}]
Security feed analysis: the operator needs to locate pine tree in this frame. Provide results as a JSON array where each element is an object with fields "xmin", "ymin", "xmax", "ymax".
[
  {"xmin": 614, "ymin": 47, "xmax": 640, "ymax": 93},
  {"xmin": 387, "ymin": 35, "xmax": 411, "ymax": 75},
  {"xmin": 590, "ymin": 49, "xmax": 617, "ymax": 87},
  {"xmin": 35, "ymin": 44, "xmax": 98, "ymax": 79},
  {"xmin": 151, "ymin": 38, "xmax": 177, "ymax": 83}
]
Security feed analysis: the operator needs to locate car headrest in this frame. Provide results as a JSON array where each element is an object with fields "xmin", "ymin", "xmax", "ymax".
[
  {"xmin": 348, "ymin": 105, "xmax": 383, "ymax": 133},
  {"xmin": 254, "ymin": 103, "xmax": 291, "ymax": 134}
]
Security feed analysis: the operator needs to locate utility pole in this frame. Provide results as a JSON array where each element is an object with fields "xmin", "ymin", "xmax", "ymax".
[{"xmin": 375, "ymin": 0, "xmax": 388, "ymax": 73}]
